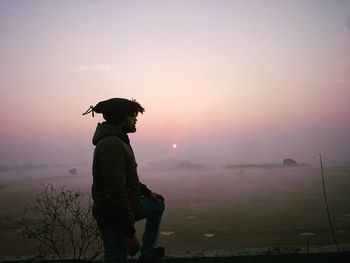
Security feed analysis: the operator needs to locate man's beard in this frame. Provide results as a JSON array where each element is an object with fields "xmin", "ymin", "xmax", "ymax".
[{"xmin": 123, "ymin": 124, "xmax": 136, "ymax": 133}]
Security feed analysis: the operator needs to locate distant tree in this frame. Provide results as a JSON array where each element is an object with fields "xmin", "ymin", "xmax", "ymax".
[
  {"xmin": 69, "ymin": 168, "xmax": 78, "ymax": 175},
  {"xmin": 11, "ymin": 184, "xmax": 102, "ymax": 262},
  {"xmin": 283, "ymin": 158, "xmax": 297, "ymax": 166}
]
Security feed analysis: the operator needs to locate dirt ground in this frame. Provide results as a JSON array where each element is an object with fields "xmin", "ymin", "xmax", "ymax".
[
  {"xmin": 164, "ymin": 252, "xmax": 350, "ymax": 263},
  {"xmin": 0, "ymin": 252, "xmax": 350, "ymax": 263}
]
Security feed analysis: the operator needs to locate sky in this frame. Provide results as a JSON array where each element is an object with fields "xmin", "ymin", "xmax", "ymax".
[{"xmin": 0, "ymin": 0, "xmax": 349, "ymax": 167}]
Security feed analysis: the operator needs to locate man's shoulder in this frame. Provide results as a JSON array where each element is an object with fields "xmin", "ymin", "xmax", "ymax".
[
  {"xmin": 95, "ymin": 136, "xmax": 128, "ymax": 157},
  {"xmin": 97, "ymin": 135, "xmax": 125, "ymax": 146}
]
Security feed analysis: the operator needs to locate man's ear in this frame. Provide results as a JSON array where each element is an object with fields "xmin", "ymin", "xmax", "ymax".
[{"xmin": 120, "ymin": 118, "xmax": 127, "ymax": 126}]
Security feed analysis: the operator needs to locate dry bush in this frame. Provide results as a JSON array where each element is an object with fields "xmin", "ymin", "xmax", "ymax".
[{"xmin": 11, "ymin": 184, "xmax": 102, "ymax": 262}]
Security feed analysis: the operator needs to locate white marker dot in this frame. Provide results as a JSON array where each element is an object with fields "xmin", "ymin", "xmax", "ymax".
[{"xmin": 161, "ymin": 231, "xmax": 175, "ymax": 236}]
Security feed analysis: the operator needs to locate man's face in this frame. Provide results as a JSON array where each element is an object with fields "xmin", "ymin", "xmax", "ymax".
[{"xmin": 123, "ymin": 113, "xmax": 138, "ymax": 133}]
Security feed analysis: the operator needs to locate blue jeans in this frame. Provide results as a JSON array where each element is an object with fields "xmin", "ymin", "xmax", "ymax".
[{"xmin": 100, "ymin": 197, "xmax": 165, "ymax": 263}]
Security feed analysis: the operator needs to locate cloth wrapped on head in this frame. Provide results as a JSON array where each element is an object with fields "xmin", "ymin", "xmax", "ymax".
[{"xmin": 83, "ymin": 98, "xmax": 144, "ymax": 125}]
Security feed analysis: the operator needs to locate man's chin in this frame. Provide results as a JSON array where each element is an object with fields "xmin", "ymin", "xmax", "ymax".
[
  {"xmin": 128, "ymin": 127, "xmax": 137, "ymax": 133},
  {"xmin": 123, "ymin": 126, "xmax": 136, "ymax": 133}
]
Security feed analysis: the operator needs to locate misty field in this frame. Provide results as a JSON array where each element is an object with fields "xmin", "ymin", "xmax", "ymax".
[{"xmin": 0, "ymin": 162, "xmax": 349, "ymax": 257}]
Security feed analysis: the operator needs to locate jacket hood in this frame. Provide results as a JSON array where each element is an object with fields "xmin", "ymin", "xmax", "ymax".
[{"xmin": 92, "ymin": 122, "xmax": 130, "ymax": 145}]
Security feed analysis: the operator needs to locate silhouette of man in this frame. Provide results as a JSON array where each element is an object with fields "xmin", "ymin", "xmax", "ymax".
[{"xmin": 83, "ymin": 98, "xmax": 165, "ymax": 263}]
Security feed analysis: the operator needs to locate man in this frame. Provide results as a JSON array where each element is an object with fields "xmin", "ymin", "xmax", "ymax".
[{"xmin": 83, "ymin": 98, "xmax": 165, "ymax": 263}]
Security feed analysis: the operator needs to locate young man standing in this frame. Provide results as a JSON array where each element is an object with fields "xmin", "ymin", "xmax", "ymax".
[{"xmin": 83, "ymin": 98, "xmax": 165, "ymax": 263}]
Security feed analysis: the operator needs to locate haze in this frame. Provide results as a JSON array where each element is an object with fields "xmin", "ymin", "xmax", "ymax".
[{"xmin": 1, "ymin": 0, "xmax": 349, "ymax": 167}]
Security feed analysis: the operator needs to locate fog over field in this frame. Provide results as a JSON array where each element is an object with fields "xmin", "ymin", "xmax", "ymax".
[{"xmin": 0, "ymin": 161, "xmax": 349, "ymax": 256}]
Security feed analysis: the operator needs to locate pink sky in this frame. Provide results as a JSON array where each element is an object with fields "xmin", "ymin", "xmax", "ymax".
[{"xmin": 1, "ymin": 0, "xmax": 349, "ymax": 166}]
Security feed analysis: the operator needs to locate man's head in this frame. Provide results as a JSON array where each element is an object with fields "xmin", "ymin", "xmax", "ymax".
[{"xmin": 93, "ymin": 98, "xmax": 145, "ymax": 133}]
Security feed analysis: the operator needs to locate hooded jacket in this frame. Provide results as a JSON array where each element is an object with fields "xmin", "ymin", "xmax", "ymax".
[{"xmin": 91, "ymin": 122, "xmax": 151, "ymax": 236}]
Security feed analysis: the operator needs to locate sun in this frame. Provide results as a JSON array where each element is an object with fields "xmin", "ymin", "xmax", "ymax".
[{"xmin": 172, "ymin": 144, "xmax": 177, "ymax": 149}]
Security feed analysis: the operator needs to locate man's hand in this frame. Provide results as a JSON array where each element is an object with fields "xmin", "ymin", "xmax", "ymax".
[
  {"xmin": 126, "ymin": 235, "xmax": 140, "ymax": 256},
  {"xmin": 149, "ymin": 192, "xmax": 164, "ymax": 204}
]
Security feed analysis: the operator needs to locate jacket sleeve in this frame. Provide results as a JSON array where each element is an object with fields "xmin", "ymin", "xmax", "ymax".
[
  {"xmin": 97, "ymin": 137, "xmax": 135, "ymax": 236},
  {"xmin": 140, "ymin": 183, "xmax": 152, "ymax": 197}
]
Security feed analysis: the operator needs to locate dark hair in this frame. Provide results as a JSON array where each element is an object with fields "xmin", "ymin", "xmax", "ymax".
[{"xmin": 84, "ymin": 98, "xmax": 145, "ymax": 125}]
